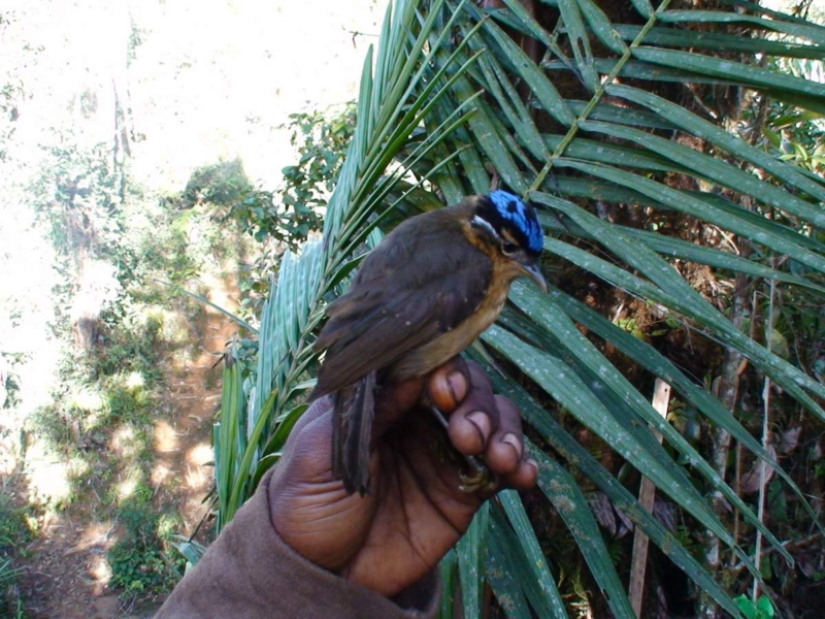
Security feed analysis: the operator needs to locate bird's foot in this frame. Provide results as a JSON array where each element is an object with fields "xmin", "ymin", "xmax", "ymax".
[
  {"xmin": 458, "ymin": 455, "xmax": 497, "ymax": 494},
  {"xmin": 429, "ymin": 405, "xmax": 496, "ymax": 494}
]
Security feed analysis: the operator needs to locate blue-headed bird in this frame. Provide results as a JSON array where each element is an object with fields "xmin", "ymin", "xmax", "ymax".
[{"xmin": 312, "ymin": 190, "xmax": 546, "ymax": 495}]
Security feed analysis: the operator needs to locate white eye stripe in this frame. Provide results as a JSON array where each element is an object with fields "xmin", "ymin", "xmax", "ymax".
[{"xmin": 471, "ymin": 215, "xmax": 499, "ymax": 239}]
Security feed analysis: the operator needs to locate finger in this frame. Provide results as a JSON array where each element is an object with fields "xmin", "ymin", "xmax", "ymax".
[
  {"xmin": 371, "ymin": 374, "xmax": 428, "ymax": 438},
  {"xmin": 375, "ymin": 357, "xmax": 470, "ymax": 439},
  {"xmin": 487, "ymin": 396, "xmax": 538, "ymax": 490},
  {"xmin": 446, "ymin": 364, "xmax": 499, "ymax": 456},
  {"xmin": 482, "ymin": 395, "xmax": 525, "ymax": 475},
  {"xmin": 285, "ymin": 395, "xmax": 334, "ymax": 448},
  {"xmin": 279, "ymin": 407, "xmax": 337, "ymax": 483},
  {"xmin": 376, "ymin": 374, "xmax": 427, "ymax": 418},
  {"xmin": 277, "ymin": 401, "xmax": 384, "ymax": 502},
  {"xmin": 426, "ymin": 357, "xmax": 470, "ymax": 413},
  {"xmin": 501, "ymin": 457, "xmax": 539, "ymax": 491},
  {"xmin": 280, "ymin": 397, "xmax": 364, "ymax": 488}
]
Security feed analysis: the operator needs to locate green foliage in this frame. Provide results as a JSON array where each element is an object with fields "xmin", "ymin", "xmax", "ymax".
[
  {"xmin": 760, "ymin": 59, "xmax": 825, "ymax": 175},
  {"xmin": 181, "ymin": 158, "xmax": 254, "ymax": 210},
  {"xmin": 230, "ymin": 104, "xmax": 355, "ymax": 248},
  {"xmin": 108, "ymin": 502, "xmax": 185, "ymax": 596},
  {"xmin": 0, "ymin": 80, "xmax": 21, "ymax": 162},
  {"xmin": 28, "ymin": 139, "xmax": 123, "ymax": 267},
  {"xmin": 278, "ymin": 105, "xmax": 356, "ymax": 238},
  {"xmin": 227, "ymin": 105, "xmax": 356, "ymax": 318},
  {"xmin": 734, "ymin": 594, "xmax": 775, "ymax": 619},
  {"xmin": 93, "ymin": 304, "xmax": 165, "ymax": 385},
  {"xmin": 2, "ymin": 3, "xmax": 261, "ymax": 609},
  {"xmin": 0, "ymin": 557, "xmax": 24, "ymax": 619},
  {"xmin": 0, "ymin": 497, "xmax": 32, "ymax": 554},
  {"xmin": 0, "ymin": 494, "xmax": 32, "ymax": 618}
]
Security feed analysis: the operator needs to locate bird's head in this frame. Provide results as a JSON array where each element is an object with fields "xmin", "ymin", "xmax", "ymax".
[{"xmin": 469, "ymin": 190, "xmax": 547, "ymax": 292}]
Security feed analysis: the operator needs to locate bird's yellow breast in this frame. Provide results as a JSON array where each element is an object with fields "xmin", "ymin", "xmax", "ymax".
[{"xmin": 388, "ymin": 255, "xmax": 521, "ymax": 381}]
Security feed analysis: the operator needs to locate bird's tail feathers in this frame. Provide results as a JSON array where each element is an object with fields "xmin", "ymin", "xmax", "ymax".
[{"xmin": 331, "ymin": 371, "xmax": 377, "ymax": 496}]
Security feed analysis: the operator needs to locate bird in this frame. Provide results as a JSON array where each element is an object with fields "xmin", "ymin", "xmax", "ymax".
[{"xmin": 311, "ymin": 190, "xmax": 546, "ymax": 495}]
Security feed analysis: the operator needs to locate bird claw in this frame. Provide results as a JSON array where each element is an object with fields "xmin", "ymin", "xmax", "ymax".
[
  {"xmin": 429, "ymin": 405, "xmax": 496, "ymax": 493},
  {"xmin": 458, "ymin": 455, "xmax": 497, "ymax": 494}
]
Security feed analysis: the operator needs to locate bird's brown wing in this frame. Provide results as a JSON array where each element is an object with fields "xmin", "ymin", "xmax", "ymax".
[{"xmin": 313, "ymin": 210, "xmax": 492, "ymax": 397}]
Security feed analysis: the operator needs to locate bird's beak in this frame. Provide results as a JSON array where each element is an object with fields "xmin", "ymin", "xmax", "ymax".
[{"xmin": 520, "ymin": 262, "xmax": 548, "ymax": 293}]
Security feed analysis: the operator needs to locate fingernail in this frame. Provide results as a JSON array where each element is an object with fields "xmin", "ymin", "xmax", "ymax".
[
  {"xmin": 500, "ymin": 433, "xmax": 522, "ymax": 458},
  {"xmin": 447, "ymin": 371, "xmax": 466, "ymax": 404},
  {"xmin": 466, "ymin": 412, "xmax": 490, "ymax": 442},
  {"xmin": 526, "ymin": 459, "xmax": 538, "ymax": 476}
]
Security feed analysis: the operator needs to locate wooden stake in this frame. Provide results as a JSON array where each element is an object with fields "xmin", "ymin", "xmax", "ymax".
[{"xmin": 629, "ymin": 379, "xmax": 671, "ymax": 618}]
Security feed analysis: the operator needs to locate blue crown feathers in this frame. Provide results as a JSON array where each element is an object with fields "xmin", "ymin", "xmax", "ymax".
[{"xmin": 487, "ymin": 190, "xmax": 544, "ymax": 254}]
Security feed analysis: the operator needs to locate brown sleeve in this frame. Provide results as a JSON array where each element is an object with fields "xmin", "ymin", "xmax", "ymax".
[{"xmin": 155, "ymin": 470, "xmax": 440, "ymax": 619}]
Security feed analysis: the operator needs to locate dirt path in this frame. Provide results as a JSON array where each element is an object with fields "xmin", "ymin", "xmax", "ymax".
[{"xmin": 18, "ymin": 274, "xmax": 238, "ymax": 618}]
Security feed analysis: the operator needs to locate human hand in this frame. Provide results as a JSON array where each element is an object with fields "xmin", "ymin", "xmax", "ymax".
[{"xmin": 268, "ymin": 358, "xmax": 538, "ymax": 598}]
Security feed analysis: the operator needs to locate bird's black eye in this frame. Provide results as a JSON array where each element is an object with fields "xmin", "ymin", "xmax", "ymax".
[{"xmin": 502, "ymin": 241, "xmax": 518, "ymax": 256}]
